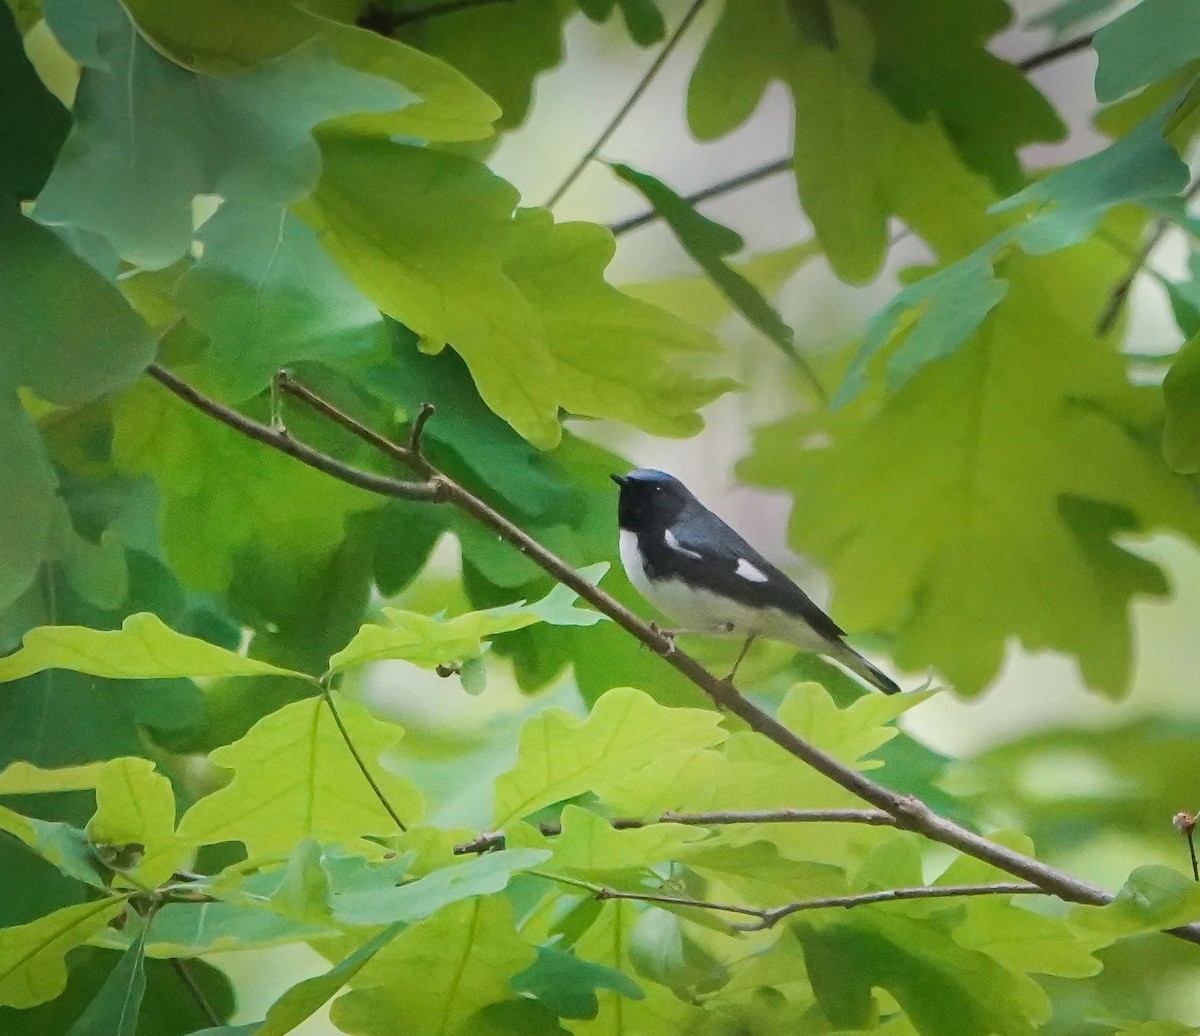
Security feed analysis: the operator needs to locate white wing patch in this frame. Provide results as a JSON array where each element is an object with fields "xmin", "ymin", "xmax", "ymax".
[
  {"xmin": 664, "ymin": 528, "xmax": 703, "ymax": 560},
  {"xmin": 735, "ymin": 558, "xmax": 770, "ymax": 583}
]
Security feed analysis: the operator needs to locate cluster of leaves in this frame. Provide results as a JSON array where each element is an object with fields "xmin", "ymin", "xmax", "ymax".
[{"xmin": 4, "ymin": 0, "xmax": 1200, "ymax": 1031}]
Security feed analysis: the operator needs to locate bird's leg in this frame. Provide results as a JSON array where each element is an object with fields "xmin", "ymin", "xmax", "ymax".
[{"xmin": 724, "ymin": 633, "xmax": 758, "ymax": 684}]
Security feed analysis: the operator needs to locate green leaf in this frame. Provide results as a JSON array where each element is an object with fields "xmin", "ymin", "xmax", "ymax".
[
  {"xmin": 110, "ymin": 378, "xmax": 378, "ymax": 593},
  {"xmin": 0, "ymin": 202, "xmax": 152, "ymax": 614},
  {"xmin": 1070, "ymin": 866, "xmax": 1200, "ymax": 941},
  {"xmin": 540, "ymin": 806, "xmax": 709, "ymax": 873},
  {"xmin": 180, "ymin": 209, "xmax": 389, "ymax": 402},
  {"xmin": 567, "ymin": 899, "xmax": 700, "ymax": 1033},
  {"xmin": 687, "ymin": 0, "xmax": 1043, "ymax": 279},
  {"xmin": 0, "ymin": 807, "xmax": 110, "ymax": 889},
  {"xmin": 1030, "ymin": 0, "xmax": 1124, "ymax": 34},
  {"xmin": 0, "ymin": 613, "xmax": 307, "ymax": 684},
  {"xmin": 0, "ymin": 1, "xmax": 70, "ymax": 198},
  {"xmin": 119, "ymin": 0, "xmax": 500, "ymax": 139},
  {"xmin": 991, "ymin": 106, "xmax": 1188, "ymax": 254},
  {"xmin": 609, "ymin": 162, "xmax": 798, "ymax": 360},
  {"xmin": 1094, "ymin": 0, "xmax": 1200, "ymax": 101},
  {"xmin": 328, "ymin": 848, "xmax": 551, "ymax": 926},
  {"xmin": 0, "ymin": 899, "xmax": 126, "ymax": 1008},
  {"xmin": 797, "ymin": 911, "xmax": 1046, "ymax": 1036},
  {"xmin": 328, "ymin": 567, "xmax": 603, "ymax": 675},
  {"xmin": 175, "ymin": 694, "xmax": 423, "ymax": 856},
  {"xmin": 295, "ymin": 137, "xmax": 731, "ymax": 447},
  {"xmin": 512, "ymin": 945, "xmax": 643, "ymax": 1020},
  {"xmin": 120, "ymin": 902, "xmax": 337, "ymax": 958},
  {"xmin": 64, "ymin": 925, "xmax": 147, "ymax": 1036},
  {"xmin": 577, "ymin": 0, "xmax": 664, "ymax": 44},
  {"xmin": 834, "ymin": 241, "xmax": 1012, "ymax": 406},
  {"xmin": 86, "ymin": 758, "xmax": 184, "ymax": 887},
  {"xmin": 741, "ymin": 236, "xmax": 1200, "ymax": 696},
  {"xmin": 250, "ymin": 922, "xmax": 405, "ymax": 1036},
  {"xmin": 330, "ymin": 896, "xmax": 536, "ymax": 1036},
  {"xmin": 36, "ymin": 0, "xmax": 416, "ymax": 271},
  {"xmin": 1163, "ymin": 331, "xmax": 1200, "ymax": 473},
  {"xmin": 0, "ymin": 762, "xmax": 106, "ymax": 794},
  {"xmin": 395, "ymin": 0, "xmax": 565, "ymax": 130},
  {"xmin": 492, "ymin": 687, "xmax": 727, "ymax": 826}
]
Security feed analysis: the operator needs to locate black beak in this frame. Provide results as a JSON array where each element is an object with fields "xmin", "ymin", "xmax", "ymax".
[{"xmin": 610, "ymin": 474, "xmax": 626, "ymax": 487}]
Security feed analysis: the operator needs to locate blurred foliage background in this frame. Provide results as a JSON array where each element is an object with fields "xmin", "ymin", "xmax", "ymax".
[{"xmin": 4, "ymin": 0, "xmax": 1200, "ymax": 1032}]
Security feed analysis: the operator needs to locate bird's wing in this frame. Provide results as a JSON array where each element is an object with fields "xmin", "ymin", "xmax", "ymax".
[{"xmin": 660, "ymin": 509, "xmax": 845, "ymax": 643}]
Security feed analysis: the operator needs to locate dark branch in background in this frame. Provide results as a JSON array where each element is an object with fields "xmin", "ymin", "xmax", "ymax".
[
  {"xmin": 455, "ymin": 807, "xmax": 895, "ymax": 854},
  {"xmin": 545, "ymin": 0, "xmax": 709, "ymax": 209},
  {"xmin": 1096, "ymin": 176, "xmax": 1200, "ymax": 336},
  {"xmin": 591, "ymin": 881, "xmax": 1044, "ymax": 931},
  {"xmin": 1017, "ymin": 31, "xmax": 1095, "ymax": 73},
  {"xmin": 608, "ymin": 34, "xmax": 1098, "ymax": 238},
  {"xmin": 609, "ymin": 158, "xmax": 792, "ymax": 237},
  {"xmin": 170, "ymin": 958, "xmax": 223, "ymax": 1028},
  {"xmin": 322, "ymin": 690, "xmax": 408, "ymax": 832},
  {"xmin": 148, "ymin": 368, "xmax": 1200, "ymax": 947},
  {"xmin": 356, "ymin": 0, "xmax": 511, "ymax": 34}
]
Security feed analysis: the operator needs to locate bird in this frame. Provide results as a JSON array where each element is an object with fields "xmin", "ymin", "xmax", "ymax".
[{"xmin": 612, "ymin": 468, "xmax": 900, "ymax": 694}]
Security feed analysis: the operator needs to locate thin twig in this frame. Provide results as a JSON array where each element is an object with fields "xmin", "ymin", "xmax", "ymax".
[
  {"xmin": 1096, "ymin": 176, "xmax": 1200, "ymax": 335},
  {"xmin": 275, "ymin": 371, "xmax": 434, "ymax": 480},
  {"xmin": 170, "ymin": 957, "xmax": 222, "ymax": 1028},
  {"xmin": 1018, "ymin": 31, "xmax": 1095, "ymax": 73},
  {"xmin": 596, "ymin": 886, "xmax": 766, "ymax": 919},
  {"xmin": 545, "ymin": 0, "xmax": 708, "ymax": 209},
  {"xmin": 408, "ymin": 402, "xmax": 436, "ymax": 456},
  {"xmin": 733, "ymin": 882, "xmax": 1044, "ymax": 931},
  {"xmin": 322, "ymin": 691, "xmax": 408, "ymax": 832},
  {"xmin": 154, "ymin": 369, "xmax": 1200, "ymax": 948},
  {"xmin": 147, "ymin": 365, "xmax": 444, "ymax": 501},
  {"xmin": 1175, "ymin": 813, "xmax": 1199, "ymax": 882},
  {"xmin": 592, "ymin": 882, "xmax": 1043, "ymax": 931},
  {"xmin": 454, "ymin": 808, "xmax": 895, "ymax": 854}
]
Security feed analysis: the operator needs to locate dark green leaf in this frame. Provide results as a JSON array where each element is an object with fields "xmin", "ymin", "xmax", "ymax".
[
  {"xmin": 1094, "ymin": 0, "xmax": 1200, "ymax": 101},
  {"xmin": 64, "ymin": 925, "xmax": 147, "ymax": 1036},
  {"xmin": 610, "ymin": 162, "xmax": 798, "ymax": 360},
  {"xmin": 512, "ymin": 945, "xmax": 643, "ymax": 1019}
]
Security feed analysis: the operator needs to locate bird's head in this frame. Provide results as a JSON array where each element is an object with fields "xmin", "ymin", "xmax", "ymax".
[{"xmin": 611, "ymin": 468, "xmax": 693, "ymax": 531}]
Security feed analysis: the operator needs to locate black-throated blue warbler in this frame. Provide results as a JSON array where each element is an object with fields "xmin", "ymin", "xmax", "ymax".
[{"xmin": 612, "ymin": 468, "xmax": 899, "ymax": 694}]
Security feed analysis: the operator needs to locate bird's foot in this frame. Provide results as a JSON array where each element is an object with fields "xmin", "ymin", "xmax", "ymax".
[{"xmin": 648, "ymin": 622, "xmax": 678, "ymax": 655}]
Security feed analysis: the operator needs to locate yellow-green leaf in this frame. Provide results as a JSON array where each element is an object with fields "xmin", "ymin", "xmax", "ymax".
[
  {"xmin": 492, "ymin": 687, "xmax": 727, "ymax": 827},
  {"xmin": 87, "ymin": 758, "xmax": 185, "ymax": 887},
  {"xmin": 175, "ymin": 695, "xmax": 423, "ymax": 856},
  {"xmin": 330, "ymin": 896, "xmax": 535, "ymax": 1036},
  {"xmin": 0, "ymin": 761, "xmax": 106, "ymax": 794},
  {"xmin": 295, "ymin": 137, "xmax": 732, "ymax": 447},
  {"xmin": 0, "ymin": 899, "xmax": 126, "ymax": 1008},
  {"xmin": 327, "ymin": 569, "xmax": 605, "ymax": 675},
  {"xmin": 0, "ymin": 613, "xmax": 306, "ymax": 683}
]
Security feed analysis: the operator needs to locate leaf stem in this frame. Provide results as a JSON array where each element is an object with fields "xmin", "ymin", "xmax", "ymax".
[
  {"xmin": 544, "ymin": 0, "xmax": 708, "ymax": 209},
  {"xmin": 155, "ymin": 368, "xmax": 1200, "ymax": 948},
  {"xmin": 170, "ymin": 958, "xmax": 222, "ymax": 1028},
  {"xmin": 322, "ymin": 689, "xmax": 408, "ymax": 833}
]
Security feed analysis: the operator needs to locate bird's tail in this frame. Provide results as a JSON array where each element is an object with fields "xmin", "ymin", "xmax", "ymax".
[{"xmin": 831, "ymin": 641, "xmax": 901, "ymax": 695}]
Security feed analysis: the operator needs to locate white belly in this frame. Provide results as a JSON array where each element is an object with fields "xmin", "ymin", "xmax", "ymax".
[{"xmin": 618, "ymin": 530, "xmax": 829, "ymax": 650}]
